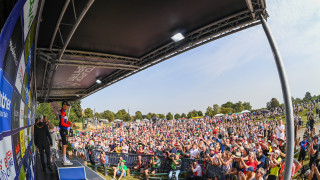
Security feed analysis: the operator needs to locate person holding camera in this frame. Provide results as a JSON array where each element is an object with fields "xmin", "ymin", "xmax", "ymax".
[
  {"xmin": 168, "ymin": 154, "xmax": 182, "ymax": 180},
  {"xmin": 267, "ymin": 150, "xmax": 282, "ymax": 180},
  {"xmin": 144, "ymin": 155, "xmax": 161, "ymax": 180},
  {"xmin": 188, "ymin": 161, "xmax": 202, "ymax": 180}
]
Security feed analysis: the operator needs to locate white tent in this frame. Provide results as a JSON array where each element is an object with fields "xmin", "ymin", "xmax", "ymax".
[
  {"xmin": 214, "ymin": 113, "xmax": 224, "ymax": 117},
  {"xmin": 241, "ymin": 110, "xmax": 251, "ymax": 113},
  {"xmin": 143, "ymin": 118, "xmax": 149, "ymax": 122},
  {"xmin": 114, "ymin": 119, "xmax": 123, "ymax": 123}
]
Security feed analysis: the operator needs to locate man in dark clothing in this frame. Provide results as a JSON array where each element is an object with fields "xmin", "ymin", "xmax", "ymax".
[
  {"xmin": 309, "ymin": 136, "xmax": 320, "ymax": 169},
  {"xmin": 34, "ymin": 115, "xmax": 53, "ymax": 172}
]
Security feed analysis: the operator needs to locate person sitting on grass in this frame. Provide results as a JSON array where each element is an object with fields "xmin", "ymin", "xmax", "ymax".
[{"xmin": 111, "ymin": 160, "xmax": 127, "ymax": 180}]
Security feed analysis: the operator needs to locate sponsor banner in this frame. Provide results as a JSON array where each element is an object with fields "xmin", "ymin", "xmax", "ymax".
[
  {"xmin": 18, "ymin": 164, "xmax": 25, "ymax": 180},
  {"xmin": 24, "ymin": 83, "xmax": 29, "ymax": 106},
  {"xmin": 0, "ymin": 70, "xmax": 13, "ymax": 134},
  {"xmin": 12, "ymin": 132, "xmax": 21, "ymax": 171},
  {"xmin": 19, "ymin": 100, "xmax": 24, "ymax": 128},
  {"xmin": 11, "ymin": 89, "xmax": 20, "ymax": 130},
  {"xmin": 0, "ymin": 136, "xmax": 16, "ymax": 180},
  {"xmin": 25, "ymin": 45, "xmax": 33, "ymax": 82},
  {"xmin": 20, "ymin": 130, "xmax": 25, "ymax": 158},
  {"xmin": 14, "ymin": 53, "xmax": 25, "ymax": 95},
  {"xmin": 27, "ymin": 110, "xmax": 31, "ymax": 126},
  {"xmin": 24, "ymin": 21, "xmax": 35, "ymax": 62},
  {"xmin": 24, "ymin": 129, "xmax": 28, "ymax": 153},
  {"xmin": 24, "ymin": 105, "xmax": 28, "ymax": 127},
  {"xmin": 23, "ymin": 0, "xmax": 39, "ymax": 41},
  {"xmin": 2, "ymin": 17, "xmax": 23, "ymax": 81},
  {"xmin": 21, "ymin": 73, "xmax": 27, "ymax": 101}
]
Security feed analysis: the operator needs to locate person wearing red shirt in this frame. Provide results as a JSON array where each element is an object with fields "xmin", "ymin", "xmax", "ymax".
[
  {"xmin": 59, "ymin": 101, "xmax": 76, "ymax": 165},
  {"xmin": 240, "ymin": 152, "xmax": 258, "ymax": 174}
]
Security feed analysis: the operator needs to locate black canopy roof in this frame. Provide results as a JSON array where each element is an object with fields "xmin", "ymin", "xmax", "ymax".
[{"xmin": 36, "ymin": 0, "xmax": 267, "ymax": 102}]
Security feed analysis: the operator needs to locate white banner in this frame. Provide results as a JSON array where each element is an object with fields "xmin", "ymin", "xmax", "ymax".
[
  {"xmin": 0, "ymin": 136, "xmax": 16, "ymax": 180},
  {"xmin": 19, "ymin": 101, "xmax": 25, "ymax": 128},
  {"xmin": 15, "ymin": 53, "xmax": 25, "ymax": 95},
  {"xmin": 23, "ymin": 0, "xmax": 39, "ymax": 40}
]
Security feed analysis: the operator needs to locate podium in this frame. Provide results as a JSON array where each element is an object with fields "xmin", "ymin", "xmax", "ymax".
[{"xmin": 55, "ymin": 160, "xmax": 87, "ymax": 180}]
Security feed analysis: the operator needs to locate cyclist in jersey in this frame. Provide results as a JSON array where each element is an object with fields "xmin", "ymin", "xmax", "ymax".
[{"xmin": 60, "ymin": 101, "xmax": 76, "ymax": 165}]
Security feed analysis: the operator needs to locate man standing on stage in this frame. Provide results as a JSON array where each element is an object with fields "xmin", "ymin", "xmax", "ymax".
[
  {"xmin": 34, "ymin": 115, "xmax": 53, "ymax": 172},
  {"xmin": 60, "ymin": 101, "xmax": 77, "ymax": 165}
]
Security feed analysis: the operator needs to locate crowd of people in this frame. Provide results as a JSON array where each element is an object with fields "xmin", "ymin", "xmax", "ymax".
[{"xmin": 35, "ymin": 101, "xmax": 320, "ymax": 179}]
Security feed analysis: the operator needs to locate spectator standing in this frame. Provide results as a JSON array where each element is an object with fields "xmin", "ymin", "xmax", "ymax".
[{"xmin": 34, "ymin": 116, "xmax": 53, "ymax": 172}]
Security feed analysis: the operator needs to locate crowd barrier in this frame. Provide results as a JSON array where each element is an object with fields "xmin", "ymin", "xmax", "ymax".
[{"xmin": 80, "ymin": 150, "xmax": 225, "ymax": 178}]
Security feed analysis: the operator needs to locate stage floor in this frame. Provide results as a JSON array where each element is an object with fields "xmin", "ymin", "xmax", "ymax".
[{"xmin": 36, "ymin": 151, "xmax": 104, "ymax": 180}]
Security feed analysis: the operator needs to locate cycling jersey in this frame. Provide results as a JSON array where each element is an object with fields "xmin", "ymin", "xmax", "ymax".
[{"xmin": 59, "ymin": 108, "xmax": 71, "ymax": 130}]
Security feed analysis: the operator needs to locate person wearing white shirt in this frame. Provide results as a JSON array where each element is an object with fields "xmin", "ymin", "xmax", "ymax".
[
  {"xmin": 190, "ymin": 161, "xmax": 202, "ymax": 179},
  {"xmin": 276, "ymin": 119, "xmax": 285, "ymax": 139},
  {"xmin": 190, "ymin": 145, "xmax": 200, "ymax": 159}
]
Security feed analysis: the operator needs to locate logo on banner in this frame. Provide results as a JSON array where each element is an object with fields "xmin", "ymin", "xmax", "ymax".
[
  {"xmin": 20, "ymin": 130, "xmax": 25, "ymax": 158},
  {"xmin": 0, "ymin": 70, "xmax": 13, "ymax": 134},
  {"xmin": 0, "ymin": 136, "xmax": 16, "ymax": 180},
  {"xmin": 12, "ymin": 132, "xmax": 21, "ymax": 172},
  {"xmin": 19, "ymin": 100, "xmax": 24, "ymax": 128},
  {"xmin": 3, "ymin": 18, "xmax": 23, "ymax": 81},
  {"xmin": 23, "ymin": 0, "xmax": 39, "ymax": 40},
  {"xmin": 11, "ymin": 90, "xmax": 20, "ymax": 130},
  {"xmin": 15, "ymin": 53, "xmax": 25, "ymax": 95}
]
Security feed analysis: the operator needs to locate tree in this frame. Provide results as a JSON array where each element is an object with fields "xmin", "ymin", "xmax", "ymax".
[
  {"xmin": 181, "ymin": 113, "xmax": 187, "ymax": 118},
  {"xmin": 94, "ymin": 112, "xmax": 101, "ymax": 119},
  {"xmin": 100, "ymin": 110, "xmax": 115, "ymax": 121},
  {"xmin": 158, "ymin": 114, "xmax": 165, "ymax": 119},
  {"xmin": 234, "ymin": 101, "xmax": 245, "ymax": 112},
  {"xmin": 84, "ymin": 108, "xmax": 94, "ymax": 118},
  {"xmin": 221, "ymin": 101, "xmax": 234, "ymax": 109},
  {"xmin": 115, "ymin": 109, "xmax": 127, "ymax": 120},
  {"xmin": 213, "ymin": 104, "xmax": 220, "ymax": 115},
  {"xmin": 243, "ymin": 102, "xmax": 252, "ymax": 110},
  {"xmin": 198, "ymin": 110, "xmax": 203, "ymax": 116},
  {"xmin": 267, "ymin": 98, "xmax": 280, "ymax": 109},
  {"xmin": 174, "ymin": 113, "xmax": 181, "ymax": 119},
  {"xmin": 187, "ymin": 112, "xmax": 193, "ymax": 118},
  {"xmin": 220, "ymin": 107, "xmax": 234, "ymax": 114},
  {"xmin": 145, "ymin": 113, "xmax": 151, "ymax": 120},
  {"xmin": 134, "ymin": 111, "xmax": 143, "ymax": 120},
  {"xmin": 37, "ymin": 103, "xmax": 58, "ymax": 125},
  {"xmin": 71, "ymin": 101, "xmax": 82, "ymax": 119},
  {"xmin": 166, "ymin": 112, "xmax": 173, "ymax": 120},
  {"xmin": 205, "ymin": 106, "xmax": 214, "ymax": 117},
  {"xmin": 124, "ymin": 114, "xmax": 131, "ymax": 121},
  {"xmin": 303, "ymin": 92, "xmax": 312, "ymax": 102}
]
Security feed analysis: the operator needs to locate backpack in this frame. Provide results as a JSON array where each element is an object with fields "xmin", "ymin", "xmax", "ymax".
[{"xmin": 263, "ymin": 156, "xmax": 269, "ymax": 170}]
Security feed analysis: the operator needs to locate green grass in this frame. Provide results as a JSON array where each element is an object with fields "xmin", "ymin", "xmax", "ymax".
[{"xmin": 87, "ymin": 163, "xmax": 140, "ymax": 180}]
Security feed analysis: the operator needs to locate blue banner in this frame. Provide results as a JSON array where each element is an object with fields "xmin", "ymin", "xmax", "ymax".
[{"xmin": 0, "ymin": 69, "xmax": 13, "ymax": 134}]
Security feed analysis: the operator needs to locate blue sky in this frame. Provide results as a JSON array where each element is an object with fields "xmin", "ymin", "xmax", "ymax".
[{"xmin": 82, "ymin": 0, "xmax": 320, "ymax": 115}]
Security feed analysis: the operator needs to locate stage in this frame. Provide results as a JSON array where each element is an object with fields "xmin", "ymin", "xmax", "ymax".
[{"xmin": 36, "ymin": 151, "xmax": 104, "ymax": 180}]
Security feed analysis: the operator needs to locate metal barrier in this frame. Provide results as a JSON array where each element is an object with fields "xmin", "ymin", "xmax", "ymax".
[{"xmin": 85, "ymin": 151, "xmax": 226, "ymax": 178}]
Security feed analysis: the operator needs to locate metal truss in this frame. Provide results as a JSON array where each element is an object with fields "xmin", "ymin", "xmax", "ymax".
[
  {"xmin": 39, "ymin": 0, "xmax": 267, "ymax": 102},
  {"xmin": 82, "ymin": 8, "xmax": 266, "ymax": 99},
  {"xmin": 41, "ymin": 0, "xmax": 95, "ymax": 102}
]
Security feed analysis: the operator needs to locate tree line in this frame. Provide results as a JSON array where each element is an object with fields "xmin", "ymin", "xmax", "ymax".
[{"xmin": 37, "ymin": 91, "xmax": 319, "ymax": 124}]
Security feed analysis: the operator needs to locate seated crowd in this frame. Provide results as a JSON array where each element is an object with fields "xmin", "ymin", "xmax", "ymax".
[{"xmin": 49, "ymin": 102, "xmax": 319, "ymax": 180}]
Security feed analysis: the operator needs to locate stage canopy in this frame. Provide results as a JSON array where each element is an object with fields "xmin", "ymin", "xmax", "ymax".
[{"xmin": 35, "ymin": 0, "xmax": 267, "ymax": 102}]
